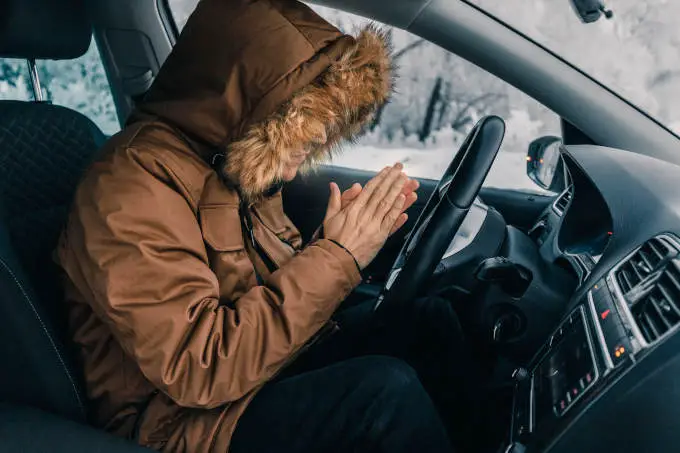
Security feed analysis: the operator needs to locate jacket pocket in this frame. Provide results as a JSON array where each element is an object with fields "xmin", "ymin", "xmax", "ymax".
[
  {"xmin": 199, "ymin": 204, "xmax": 244, "ymax": 252},
  {"xmin": 198, "ymin": 204, "xmax": 256, "ymax": 298}
]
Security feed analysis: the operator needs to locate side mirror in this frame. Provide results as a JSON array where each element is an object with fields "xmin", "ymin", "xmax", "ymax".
[{"xmin": 526, "ymin": 136, "xmax": 566, "ymax": 193}]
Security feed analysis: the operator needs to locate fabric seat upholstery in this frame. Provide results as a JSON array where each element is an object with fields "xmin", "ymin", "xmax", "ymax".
[
  {"xmin": 0, "ymin": 101, "xmax": 106, "ymax": 422},
  {"xmin": 0, "ymin": 101, "xmax": 106, "ymax": 327}
]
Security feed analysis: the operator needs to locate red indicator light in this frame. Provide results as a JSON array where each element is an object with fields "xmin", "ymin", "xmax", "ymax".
[
  {"xmin": 572, "ymin": 388, "xmax": 579, "ymax": 396},
  {"xmin": 600, "ymin": 309, "xmax": 610, "ymax": 320},
  {"xmin": 586, "ymin": 373, "xmax": 592, "ymax": 383},
  {"xmin": 560, "ymin": 400, "xmax": 566, "ymax": 409},
  {"xmin": 607, "ymin": 231, "xmax": 613, "ymax": 236}
]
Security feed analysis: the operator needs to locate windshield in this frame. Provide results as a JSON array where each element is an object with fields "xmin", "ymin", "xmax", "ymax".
[{"xmin": 468, "ymin": 0, "xmax": 680, "ymax": 136}]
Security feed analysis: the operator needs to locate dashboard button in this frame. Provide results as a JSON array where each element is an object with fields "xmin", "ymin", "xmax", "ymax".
[
  {"xmin": 591, "ymin": 279, "xmax": 607, "ymax": 298},
  {"xmin": 610, "ymin": 336, "xmax": 632, "ymax": 366},
  {"xmin": 601, "ymin": 317, "xmax": 631, "ymax": 365},
  {"xmin": 592, "ymin": 289, "xmax": 612, "ymax": 315}
]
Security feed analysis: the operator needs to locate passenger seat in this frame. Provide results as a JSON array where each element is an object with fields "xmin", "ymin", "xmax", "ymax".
[
  {"xmin": 0, "ymin": 1, "xmax": 155, "ymax": 450},
  {"xmin": 0, "ymin": 0, "xmax": 102, "ymax": 426}
]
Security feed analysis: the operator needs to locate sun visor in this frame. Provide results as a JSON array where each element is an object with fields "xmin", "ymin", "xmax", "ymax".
[{"xmin": 0, "ymin": 0, "xmax": 91, "ymax": 60}]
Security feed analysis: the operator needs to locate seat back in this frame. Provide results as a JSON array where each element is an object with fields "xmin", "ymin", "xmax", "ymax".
[
  {"xmin": 0, "ymin": 101, "xmax": 106, "ymax": 326},
  {"xmin": 0, "ymin": 0, "xmax": 108, "ymax": 422},
  {"xmin": 0, "ymin": 203, "xmax": 86, "ymax": 421}
]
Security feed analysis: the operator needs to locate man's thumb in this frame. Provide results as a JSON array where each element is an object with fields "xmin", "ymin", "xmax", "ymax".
[{"xmin": 326, "ymin": 182, "xmax": 341, "ymax": 219}]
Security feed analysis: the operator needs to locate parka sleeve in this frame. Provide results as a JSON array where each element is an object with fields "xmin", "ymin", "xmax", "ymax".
[{"xmin": 59, "ymin": 147, "xmax": 362, "ymax": 408}]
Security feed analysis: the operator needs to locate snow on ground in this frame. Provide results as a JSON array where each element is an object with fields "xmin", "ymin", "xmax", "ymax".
[{"xmin": 330, "ymin": 145, "xmax": 547, "ymax": 193}]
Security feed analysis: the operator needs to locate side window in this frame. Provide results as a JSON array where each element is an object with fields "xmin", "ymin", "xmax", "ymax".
[
  {"xmin": 0, "ymin": 39, "xmax": 119, "ymax": 135},
  {"xmin": 308, "ymin": 6, "xmax": 561, "ymax": 194},
  {"xmin": 167, "ymin": 0, "xmax": 199, "ymax": 30},
  {"xmin": 165, "ymin": 1, "xmax": 561, "ymax": 193}
]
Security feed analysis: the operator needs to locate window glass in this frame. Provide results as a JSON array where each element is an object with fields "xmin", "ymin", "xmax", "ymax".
[
  {"xmin": 167, "ymin": 0, "xmax": 197, "ymax": 31},
  {"xmin": 468, "ymin": 0, "xmax": 680, "ymax": 136},
  {"xmin": 0, "ymin": 59, "xmax": 32, "ymax": 101},
  {"xmin": 166, "ymin": 0, "xmax": 561, "ymax": 193},
  {"xmin": 0, "ymin": 39, "xmax": 119, "ymax": 135}
]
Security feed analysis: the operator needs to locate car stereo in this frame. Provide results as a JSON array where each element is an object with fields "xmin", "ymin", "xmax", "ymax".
[
  {"xmin": 531, "ymin": 306, "xmax": 599, "ymax": 426},
  {"xmin": 510, "ymin": 306, "xmax": 601, "ymax": 439}
]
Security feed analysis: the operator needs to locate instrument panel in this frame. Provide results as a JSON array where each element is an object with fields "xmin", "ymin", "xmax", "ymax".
[{"xmin": 508, "ymin": 143, "xmax": 680, "ymax": 453}]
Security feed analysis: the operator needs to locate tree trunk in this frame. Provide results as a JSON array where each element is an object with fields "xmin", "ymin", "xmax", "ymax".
[
  {"xmin": 369, "ymin": 39, "xmax": 425, "ymax": 132},
  {"xmin": 419, "ymin": 77, "xmax": 442, "ymax": 142},
  {"xmin": 369, "ymin": 103, "xmax": 385, "ymax": 131}
]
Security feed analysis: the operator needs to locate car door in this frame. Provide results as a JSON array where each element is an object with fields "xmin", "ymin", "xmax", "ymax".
[{"xmin": 282, "ymin": 5, "xmax": 561, "ymax": 279}]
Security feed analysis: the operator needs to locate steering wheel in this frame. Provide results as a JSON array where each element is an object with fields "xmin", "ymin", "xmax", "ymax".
[{"xmin": 375, "ymin": 115, "xmax": 506, "ymax": 311}]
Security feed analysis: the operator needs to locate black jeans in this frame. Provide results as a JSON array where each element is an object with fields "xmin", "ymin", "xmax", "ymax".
[{"xmin": 230, "ymin": 295, "xmax": 480, "ymax": 453}]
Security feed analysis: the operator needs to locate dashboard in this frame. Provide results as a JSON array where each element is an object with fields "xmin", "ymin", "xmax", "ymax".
[
  {"xmin": 528, "ymin": 151, "xmax": 615, "ymax": 285},
  {"xmin": 507, "ymin": 144, "xmax": 680, "ymax": 453}
]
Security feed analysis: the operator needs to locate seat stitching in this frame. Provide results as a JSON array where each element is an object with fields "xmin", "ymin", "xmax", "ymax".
[{"xmin": 0, "ymin": 256, "xmax": 86, "ymax": 417}]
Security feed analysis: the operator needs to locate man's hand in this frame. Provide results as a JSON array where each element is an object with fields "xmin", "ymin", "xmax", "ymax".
[
  {"xmin": 323, "ymin": 163, "xmax": 416, "ymax": 269},
  {"xmin": 334, "ymin": 172, "xmax": 418, "ymax": 235}
]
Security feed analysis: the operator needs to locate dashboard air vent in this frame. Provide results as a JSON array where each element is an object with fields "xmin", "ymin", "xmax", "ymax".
[
  {"xmin": 614, "ymin": 236, "xmax": 680, "ymax": 344},
  {"xmin": 552, "ymin": 186, "xmax": 573, "ymax": 216}
]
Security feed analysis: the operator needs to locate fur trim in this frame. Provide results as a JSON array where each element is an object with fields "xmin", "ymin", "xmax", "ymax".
[{"xmin": 223, "ymin": 24, "xmax": 394, "ymax": 200}]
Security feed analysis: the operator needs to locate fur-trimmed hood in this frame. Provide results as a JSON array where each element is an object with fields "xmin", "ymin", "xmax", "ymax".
[{"xmin": 131, "ymin": 0, "xmax": 394, "ymax": 200}]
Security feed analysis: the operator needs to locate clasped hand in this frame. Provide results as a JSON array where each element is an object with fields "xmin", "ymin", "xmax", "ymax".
[{"xmin": 322, "ymin": 163, "xmax": 418, "ymax": 269}]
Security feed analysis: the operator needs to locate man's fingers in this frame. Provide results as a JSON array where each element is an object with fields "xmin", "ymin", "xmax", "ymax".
[
  {"xmin": 402, "ymin": 178, "xmax": 419, "ymax": 195},
  {"xmin": 325, "ymin": 182, "xmax": 342, "ymax": 221},
  {"xmin": 382, "ymin": 194, "xmax": 406, "ymax": 231},
  {"xmin": 364, "ymin": 164, "xmax": 406, "ymax": 217},
  {"xmin": 402, "ymin": 191, "xmax": 418, "ymax": 213},
  {"xmin": 341, "ymin": 183, "xmax": 362, "ymax": 209},
  {"xmin": 389, "ymin": 213, "xmax": 408, "ymax": 235},
  {"xmin": 353, "ymin": 164, "xmax": 398, "ymax": 208},
  {"xmin": 376, "ymin": 172, "xmax": 407, "ymax": 219},
  {"xmin": 387, "ymin": 192, "xmax": 416, "ymax": 235}
]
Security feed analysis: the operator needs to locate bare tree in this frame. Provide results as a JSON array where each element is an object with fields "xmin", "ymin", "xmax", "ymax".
[
  {"xmin": 419, "ymin": 77, "xmax": 442, "ymax": 142},
  {"xmin": 369, "ymin": 39, "xmax": 426, "ymax": 131},
  {"xmin": 392, "ymin": 39, "xmax": 427, "ymax": 60}
]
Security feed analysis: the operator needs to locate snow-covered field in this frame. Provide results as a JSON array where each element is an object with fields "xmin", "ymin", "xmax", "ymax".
[{"xmin": 331, "ymin": 145, "xmax": 544, "ymax": 193}]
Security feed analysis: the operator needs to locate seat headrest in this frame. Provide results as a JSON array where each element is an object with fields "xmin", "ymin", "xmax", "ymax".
[{"xmin": 0, "ymin": 0, "xmax": 91, "ymax": 60}]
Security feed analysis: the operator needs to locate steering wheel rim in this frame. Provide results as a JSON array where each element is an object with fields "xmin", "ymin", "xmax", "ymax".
[{"xmin": 375, "ymin": 115, "xmax": 506, "ymax": 311}]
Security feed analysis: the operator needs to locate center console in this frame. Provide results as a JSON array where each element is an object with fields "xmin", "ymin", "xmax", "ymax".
[
  {"xmin": 532, "ymin": 306, "xmax": 597, "ymax": 421},
  {"xmin": 506, "ymin": 234, "xmax": 680, "ymax": 453}
]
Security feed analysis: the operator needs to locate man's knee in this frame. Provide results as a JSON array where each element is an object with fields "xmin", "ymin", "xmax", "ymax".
[
  {"xmin": 351, "ymin": 356, "xmax": 424, "ymax": 400},
  {"xmin": 345, "ymin": 356, "xmax": 449, "ymax": 450}
]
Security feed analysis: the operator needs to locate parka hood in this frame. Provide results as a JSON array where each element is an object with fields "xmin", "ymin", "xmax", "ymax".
[{"xmin": 131, "ymin": 0, "xmax": 394, "ymax": 200}]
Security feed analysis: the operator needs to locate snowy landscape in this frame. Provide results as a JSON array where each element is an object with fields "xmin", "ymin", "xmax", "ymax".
[{"xmin": 1, "ymin": 0, "xmax": 679, "ymax": 192}]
